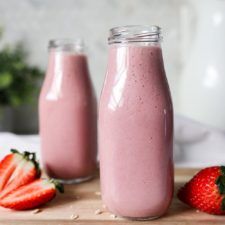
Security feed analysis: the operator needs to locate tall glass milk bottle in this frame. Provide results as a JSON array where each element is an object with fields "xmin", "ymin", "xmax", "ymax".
[
  {"xmin": 39, "ymin": 39, "xmax": 97, "ymax": 183},
  {"xmin": 99, "ymin": 26, "xmax": 174, "ymax": 219}
]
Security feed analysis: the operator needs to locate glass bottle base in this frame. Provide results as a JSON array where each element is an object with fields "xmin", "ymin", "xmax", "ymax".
[
  {"xmin": 56, "ymin": 174, "xmax": 94, "ymax": 184},
  {"xmin": 125, "ymin": 215, "xmax": 161, "ymax": 221}
]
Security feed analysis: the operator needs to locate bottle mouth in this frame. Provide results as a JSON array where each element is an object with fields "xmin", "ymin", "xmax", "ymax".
[
  {"xmin": 48, "ymin": 39, "xmax": 84, "ymax": 52},
  {"xmin": 108, "ymin": 25, "xmax": 162, "ymax": 44}
]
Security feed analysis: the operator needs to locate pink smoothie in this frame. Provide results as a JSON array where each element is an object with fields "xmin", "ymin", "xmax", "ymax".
[
  {"xmin": 39, "ymin": 50, "xmax": 97, "ymax": 181},
  {"xmin": 99, "ymin": 44, "xmax": 173, "ymax": 218}
]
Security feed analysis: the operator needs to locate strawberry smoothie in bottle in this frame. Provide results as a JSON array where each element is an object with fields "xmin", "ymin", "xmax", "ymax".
[
  {"xmin": 39, "ymin": 39, "xmax": 97, "ymax": 183},
  {"xmin": 99, "ymin": 26, "xmax": 174, "ymax": 219}
]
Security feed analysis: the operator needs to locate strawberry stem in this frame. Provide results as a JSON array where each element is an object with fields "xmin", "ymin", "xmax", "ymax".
[
  {"xmin": 50, "ymin": 179, "xmax": 64, "ymax": 193},
  {"xmin": 221, "ymin": 166, "xmax": 225, "ymax": 176},
  {"xmin": 10, "ymin": 149, "xmax": 41, "ymax": 177},
  {"xmin": 222, "ymin": 198, "xmax": 225, "ymax": 211},
  {"xmin": 216, "ymin": 166, "xmax": 225, "ymax": 211},
  {"xmin": 216, "ymin": 176, "xmax": 225, "ymax": 194},
  {"xmin": 10, "ymin": 149, "xmax": 19, "ymax": 154}
]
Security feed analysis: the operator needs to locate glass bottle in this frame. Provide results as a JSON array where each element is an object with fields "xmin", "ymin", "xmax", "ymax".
[
  {"xmin": 39, "ymin": 39, "xmax": 97, "ymax": 183},
  {"xmin": 99, "ymin": 26, "xmax": 174, "ymax": 219}
]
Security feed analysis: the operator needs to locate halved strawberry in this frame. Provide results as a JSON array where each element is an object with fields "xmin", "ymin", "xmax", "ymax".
[
  {"xmin": 0, "ymin": 150, "xmax": 24, "ymax": 191},
  {"xmin": 0, "ymin": 149, "xmax": 40, "ymax": 199},
  {"xmin": 0, "ymin": 179, "xmax": 64, "ymax": 210}
]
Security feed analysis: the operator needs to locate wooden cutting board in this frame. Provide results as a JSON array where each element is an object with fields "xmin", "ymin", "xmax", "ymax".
[{"xmin": 0, "ymin": 168, "xmax": 225, "ymax": 225}]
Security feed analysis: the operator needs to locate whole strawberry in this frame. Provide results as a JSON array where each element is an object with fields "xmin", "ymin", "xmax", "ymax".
[{"xmin": 178, "ymin": 166, "xmax": 225, "ymax": 215}]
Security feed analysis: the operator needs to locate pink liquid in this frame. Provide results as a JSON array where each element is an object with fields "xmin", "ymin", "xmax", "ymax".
[
  {"xmin": 39, "ymin": 51, "xmax": 97, "ymax": 181},
  {"xmin": 99, "ymin": 44, "xmax": 173, "ymax": 218}
]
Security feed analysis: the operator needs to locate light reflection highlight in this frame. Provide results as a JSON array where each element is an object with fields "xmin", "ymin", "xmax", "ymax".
[
  {"xmin": 108, "ymin": 47, "xmax": 128, "ymax": 111},
  {"xmin": 46, "ymin": 53, "xmax": 63, "ymax": 101},
  {"xmin": 203, "ymin": 65, "xmax": 218, "ymax": 88}
]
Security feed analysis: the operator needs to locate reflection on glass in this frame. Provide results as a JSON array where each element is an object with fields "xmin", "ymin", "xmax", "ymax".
[
  {"xmin": 203, "ymin": 65, "xmax": 218, "ymax": 88},
  {"xmin": 108, "ymin": 47, "xmax": 128, "ymax": 111},
  {"xmin": 47, "ymin": 53, "xmax": 63, "ymax": 101},
  {"xmin": 213, "ymin": 12, "xmax": 223, "ymax": 26}
]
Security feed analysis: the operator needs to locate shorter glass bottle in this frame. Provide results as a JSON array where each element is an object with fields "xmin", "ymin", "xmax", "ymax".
[{"xmin": 39, "ymin": 39, "xmax": 97, "ymax": 183}]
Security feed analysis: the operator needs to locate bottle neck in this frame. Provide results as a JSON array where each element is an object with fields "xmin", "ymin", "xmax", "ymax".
[
  {"xmin": 46, "ymin": 39, "xmax": 87, "ymax": 76},
  {"xmin": 107, "ymin": 26, "xmax": 164, "ymax": 78},
  {"xmin": 46, "ymin": 49, "xmax": 89, "ymax": 80},
  {"xmin": 107, "ymin": 43, "xmax": 164, "ymax": 78}
]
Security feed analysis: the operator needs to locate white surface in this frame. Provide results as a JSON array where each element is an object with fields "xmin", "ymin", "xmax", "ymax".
[
  {"xmin": 174, "ymin": 115, "xmax": 225, "ymax": 167},
  {"xmin": 1, "ymin": 115, "xmax": 225, "ymax": 168},
  {"xmin": 0, "ymin": 133, "xmax": 41, "ymax": 160}
]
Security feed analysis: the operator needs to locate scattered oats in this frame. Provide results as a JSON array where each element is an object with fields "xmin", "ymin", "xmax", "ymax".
[
  {"xmin": 70, "ymin": 214, "xmax": 79, "ymax": 220},
  {"xmin": 95, "ymin": 209, "xmax": 103, "ymax": 215},
  {"xmin": 110, "ymin": 214, "xmax": 117, "ymax": 218},
  {"xmin": 102, "ymin": 204, "xmax": 107, "ymax": 209},
  {"xmin": 196, "ymin": 210, "xmax": 200, "ymax": 213},
  {"xmin": 95, "ymin": 191, "xmax": 101, "ymax": 196},
  {"xmin": 69, "ymin": 205, "xmax": 73, "ymax": 209},
  {"xmin": 32, "ymin": 209, "xmax": 42, "ymax": 214}
]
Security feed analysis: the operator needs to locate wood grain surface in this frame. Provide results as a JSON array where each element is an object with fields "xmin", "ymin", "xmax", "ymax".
[{"xmin": 0, "ymin": 168, "xmax": 225, "ymax": 225}]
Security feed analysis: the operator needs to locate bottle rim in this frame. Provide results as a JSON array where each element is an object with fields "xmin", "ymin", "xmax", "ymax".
[
  {"xmin": 108, "ymin": 25, "xmax": 162, "ymax": 44},
  {"xmin": 48, "ymin": 38, "xmax": 84, "ymax": 52}
]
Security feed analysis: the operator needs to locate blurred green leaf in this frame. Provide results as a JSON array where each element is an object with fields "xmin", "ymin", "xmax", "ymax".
[
  {"xmin": 10, "ymin": 94, "xmax": 22, "ymax": 106},
  {"xmin": 0, "ymin": 30, "xmax": 44, "ymax": 107},
  {"xmin": 0, "ymin": 72, "xmax": 13, "ymax": 89},
  {"xmin": 12, "ymin": 62, "xmax": 25, "ymax": 70}
]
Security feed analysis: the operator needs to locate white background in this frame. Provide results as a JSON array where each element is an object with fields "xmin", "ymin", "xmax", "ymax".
[{"xmin": 0, "ymin": 0, "xmax": 181, "ymax": 105}]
